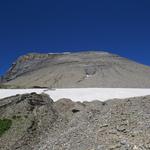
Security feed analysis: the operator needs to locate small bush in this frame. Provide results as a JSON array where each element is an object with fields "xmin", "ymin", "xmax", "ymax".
[{"xmin": 0, "ymin": 119, "xmax": 12, "ymax": 136}]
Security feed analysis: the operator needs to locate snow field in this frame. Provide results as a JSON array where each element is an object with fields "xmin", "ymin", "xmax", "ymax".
[{"xmin": 0, "ymin": 88, "xmax": 150, "ymax": 102}]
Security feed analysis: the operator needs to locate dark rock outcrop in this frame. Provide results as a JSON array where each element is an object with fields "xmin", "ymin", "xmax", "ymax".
[{"xmin": 0, "ymin": 93, "xmax": 56, "ymax": 150}]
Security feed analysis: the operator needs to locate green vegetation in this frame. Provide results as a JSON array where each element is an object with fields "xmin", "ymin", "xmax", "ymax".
[{"xmin": 0, "ymin": 119, "xmax": 12, "ymax": 136}]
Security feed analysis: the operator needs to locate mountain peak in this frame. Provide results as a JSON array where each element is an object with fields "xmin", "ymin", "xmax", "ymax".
[{"xmin": 2, "ymin": 51, "xmax": 150, "ymax": 88}]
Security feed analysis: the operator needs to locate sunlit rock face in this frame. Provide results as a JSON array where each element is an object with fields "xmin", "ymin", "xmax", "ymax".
[{"xmin": 2, "ymin": 51, "xmax": 150, "ymax": 88}]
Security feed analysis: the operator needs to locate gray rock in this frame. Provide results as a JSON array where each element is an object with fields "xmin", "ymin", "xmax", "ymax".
[
  {"xmin": 1, "ymin": 51, "xmax": 150, "ymax": 88},
  {"xmin": 1, "ymin": 94, "xmax": 150, "ymax": 149}
]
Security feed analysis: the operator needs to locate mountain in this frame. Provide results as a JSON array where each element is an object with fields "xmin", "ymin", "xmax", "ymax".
[
  {"xmin": 1, "ymin": 93, "xmax": 150, "ymax": 149},
  {"xmin": 1, "ymin": 51, "xmax": 150, "ymax": 88}
]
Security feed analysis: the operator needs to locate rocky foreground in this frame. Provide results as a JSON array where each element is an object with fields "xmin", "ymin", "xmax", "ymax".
[{"xmin": 0, "ymin": 93, "xmax": 150, "ymax": 150}]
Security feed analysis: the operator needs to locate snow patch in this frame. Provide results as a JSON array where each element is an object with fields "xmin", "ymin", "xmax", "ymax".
[
  {"xmin": 48, "ymin": 52, "xmax": 71, "ymax": 55},
  {"xmin": 0, "ymin": 88, "xmax": 150, "ymax": 102}
]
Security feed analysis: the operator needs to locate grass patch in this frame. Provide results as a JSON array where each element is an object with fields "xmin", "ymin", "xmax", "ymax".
[{"xmin": 0, "ymin": 119, "xmax": 12, "ymax": 136}]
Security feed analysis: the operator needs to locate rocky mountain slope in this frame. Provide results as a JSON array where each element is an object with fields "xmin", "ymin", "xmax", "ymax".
[
  {"xmin": 0, "ymin": 93, "xmax": 150, "ymax": 150},
  {"xmin": 1, "ymin": 51, "xmax": 150, "ymax": 88}
]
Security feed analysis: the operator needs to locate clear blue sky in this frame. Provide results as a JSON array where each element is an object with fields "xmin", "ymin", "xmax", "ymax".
[{"xmin": 0, "ymin": 0, "xmax": 150, "ymax": 75}]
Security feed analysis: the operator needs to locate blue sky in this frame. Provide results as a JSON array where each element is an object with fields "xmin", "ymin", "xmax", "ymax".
[{"xmin": 0, "ymin": 0, "xmax": 150, "ymax": 75}]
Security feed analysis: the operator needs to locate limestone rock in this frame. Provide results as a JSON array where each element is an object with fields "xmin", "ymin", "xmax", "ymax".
[{"xmin": 2, "ymin": 51, "xmax": 150, "ymax": 88}]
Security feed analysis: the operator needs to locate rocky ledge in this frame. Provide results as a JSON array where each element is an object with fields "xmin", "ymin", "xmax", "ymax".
[{"xmin": 0, "ymin": 93, "xmax": 150, "ymax": 150}]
